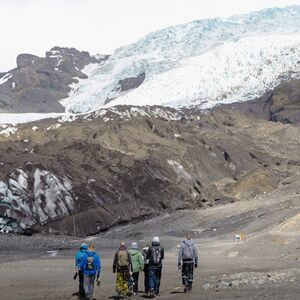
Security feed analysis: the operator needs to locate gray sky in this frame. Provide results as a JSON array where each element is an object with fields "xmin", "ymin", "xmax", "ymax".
[{"xmin": 1, "ymin": 0, "xmax": 300, "ymax": 71}]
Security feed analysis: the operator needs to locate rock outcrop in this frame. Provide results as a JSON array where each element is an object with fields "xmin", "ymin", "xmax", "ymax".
[{"xmin": 0, "ymin": 47, "xmax": 108, "ymax": 113}]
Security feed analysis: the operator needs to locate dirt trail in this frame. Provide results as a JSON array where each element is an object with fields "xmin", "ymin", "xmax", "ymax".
[{"xmin": 1, "ymin": 183, "xmax": 300, "ymax": 300}]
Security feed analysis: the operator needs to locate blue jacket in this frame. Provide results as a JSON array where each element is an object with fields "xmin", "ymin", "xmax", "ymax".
[
  {"xmin": 75, "ymin": 248, "xmax": 87, "ymax": 270},
  {"xmin": 80, "ymin": 250, "xmax": 101, "ymax": 276}
]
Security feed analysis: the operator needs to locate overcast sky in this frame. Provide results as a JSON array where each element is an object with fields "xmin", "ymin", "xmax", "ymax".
[{"xmin": 0, "ymin": 0, "xmax": 299, "ymax": 71}]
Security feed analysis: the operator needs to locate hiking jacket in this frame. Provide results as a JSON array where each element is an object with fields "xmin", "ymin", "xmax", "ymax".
[
  {"xmin": 147, "ymin": 241, "xmax": 164, "ymax": 268},
  {"xmin": 129, "ymin": 249, "xmax": 144, "ymax": 273},
  {"xmin": 80, "ymin": 250, "xmax": 101, "ymax": 276},
  {"xmin": 113, "ymin": 247, "xmax": 133, "ymax": 273},
  {"xmin": 75, "ymin": 249, "xmax": 87, "ymax": 271},
  {"xmin": 178, "ymin": 240, "xmax": 198, "ymax": 265}
]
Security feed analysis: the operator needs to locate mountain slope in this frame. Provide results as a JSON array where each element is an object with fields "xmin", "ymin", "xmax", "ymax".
[
  {"xmin": 61, "ymin": 6, "xmax": 300, "ymax": 113},
  {"xmin": 1, "ymin": 104, "xmax": 300, "ymax": 235},
  {"xmin": 0, "ymin": 47, "xmax": 108, "ymax": 113}
]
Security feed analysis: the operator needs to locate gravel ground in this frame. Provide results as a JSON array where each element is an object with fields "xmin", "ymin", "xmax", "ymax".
[{"xmin": 1, "ymin": 184, "xmax": 300, "ymax": 299}]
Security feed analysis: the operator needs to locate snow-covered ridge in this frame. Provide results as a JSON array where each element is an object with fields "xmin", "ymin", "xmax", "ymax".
[
  {"xmin": 61, "ymin": 6, "xmax": 300, "ymax": 113},
  {"xmin": 0, "ymin": 105, "xmax": 199, "ymax": 129},
  {"xmin": 84, "ymin": 106, "xmax": 184, "ymax": 122}
]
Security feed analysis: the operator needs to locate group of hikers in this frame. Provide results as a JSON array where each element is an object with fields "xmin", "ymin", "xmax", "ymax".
[{"xmin": 75, "ymin": 236, "xmax": 198, "ymax": 299}]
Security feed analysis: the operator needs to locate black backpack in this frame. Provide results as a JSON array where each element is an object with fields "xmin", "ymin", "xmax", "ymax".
[{"xmin": 149, "ymin": 246, "xmax": 161, "ymax": 265}]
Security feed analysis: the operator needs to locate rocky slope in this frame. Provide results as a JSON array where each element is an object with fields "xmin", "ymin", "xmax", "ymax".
[
  {"xmin": 218, "ymin": 78, "xmax": 300, "ymax": 124},
  {"xmin": 0, "ymin": 98, "xmax": 299, "ymax": 235},
  {"xmin": 0, "ymin": 47, "xmax": 108, "ymax": 113}
]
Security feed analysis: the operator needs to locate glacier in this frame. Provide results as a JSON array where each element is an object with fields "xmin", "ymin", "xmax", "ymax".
[{"xmin": 61, "ymin": 6, "xmax": 300, "ymax": 113}]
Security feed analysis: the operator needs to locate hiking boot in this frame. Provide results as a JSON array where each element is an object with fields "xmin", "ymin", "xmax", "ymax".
[{"xmin": 149, "ymin": 289, "xmax": 155, "ymax": 298}]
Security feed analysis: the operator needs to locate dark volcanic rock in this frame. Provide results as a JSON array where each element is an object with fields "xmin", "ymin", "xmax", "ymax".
[
  {"xmin": 0, "ymin": 106, "xmax": 299, "ymax": 236},
  {"xmin": 217, "ymin": 79, "xmax": 300, "ymax": 124},
  {"xmin": 118, "ymin": 72, "xmax": 145, "ymax": 92},
  {"xmin": 0, "ymin": 47, "xmax": 109, "ymax": 113},
  {"xmin": 270, "ymin": 79, "xmax": 300, "ymax": 123}
]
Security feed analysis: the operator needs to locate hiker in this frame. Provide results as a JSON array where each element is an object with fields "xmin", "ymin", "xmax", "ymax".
[
  {"xmin": 75, "ymin": 243, "xmax": 88, "ymax": 298},
  {"xmin": 113, "ymin": 241, "xmax": 133, "ymax": 298},
  {"xmin": 178, "ymin": 235, "xmax": 198, "ymax": 293},
  {"xmin": 80, "ymin": 244, "xmax": 101, "ymax": 300},
  {"xmin": 142, "ymin": 245, "xmax": 150, "ymax": 293},
  {"xmin": 147, "ymin": 237, "xmax": 164, "ymax": 297},
  {"xmin": 128, "ymin": 242, "xmax": 144, "ymax": 295}
]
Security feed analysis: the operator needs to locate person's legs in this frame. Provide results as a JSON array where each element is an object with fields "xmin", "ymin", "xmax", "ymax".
[
  {"xmin": 155, "ymin": 268, "xmax": 162, "ymax": 295},
  {"xmin": 88, "ymin": 275, "xmax": 96, "ymax": 299},
  {"xmin": 144, "ymin": 268, "xmax": 149, "ymax": 293},
  {"xmin": 182, "ymin": 263, "xmax": 189, "ymax": 286},
  {"xmin": 132, "ymin": 272, "xmax": 139, "ymax": 293},
  {"xmin": 148, "ymin": 267, "xmax": 155, "ymax": 295},
  {"xmin": 84, "ymin": 275, "xmax": 90, "ymax": 298},
  {"xmin": 116, "ymin": 272, "xmax": 123, "ymax": 294},
  {"xmin": 187, "ymin": 263, "xmax": 194, "ymax": 291},
  {"xmin": 121, "ymin": 272, "xmax": 129, "ymax": 295},
  {"xmin": 78, "ymin": 270, "xmax": 85, "ymax": 297}
]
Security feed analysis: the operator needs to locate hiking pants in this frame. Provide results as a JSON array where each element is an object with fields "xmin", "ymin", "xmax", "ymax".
[
  {"xmin": 78, "ymin": 270, "xmax": 85, "ymax": 297},
  {"xmin": 182, "ymin": 262, "xmax": 194, "ymax": 288},
  {"xmin": 116, "ymin": 272, "xmax": 129, "ymax": 295},
  {"xmin": 132, "ymin": 272, "xmax": 139, "ymax": 293},
  {"xmin": 148, "ymin": 266, "xmax": 162, "ymax": 295},
  {"xmin": 84, "ymin": 274, "xmax": 95, "ymax": 300},
  {"xmin": 144, "ymin": 267, "xmax": 149, "ymax": 293}
]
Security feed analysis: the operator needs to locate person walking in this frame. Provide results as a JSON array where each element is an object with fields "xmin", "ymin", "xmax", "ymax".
[
  {"xmin": 128, "ymin": 242, "xmax": 144, "ymax": 295},
  {"xmin": 142, "ymin": 245, "xmax": 150, "ymax": 293},
  {"xmin": 147, "ymin": 237, "xmax": 164, "ymax": 298},
  {"xmin": 113, "ymin": 241, "xmax": 133, "ymax": 298},
  {"xmin": 75, "ymin": 243, "xmax": 88, "ymax": 298},
  {"xmin": 81, "ymin": 244, "xmax": 101, "ymax": 300},
  {"xmin": 178, "ymin": 236, "xmax": 198, "ymax": 293}
]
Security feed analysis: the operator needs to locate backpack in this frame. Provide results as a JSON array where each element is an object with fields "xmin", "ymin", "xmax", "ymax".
[
  {"xmin": 117, "ymin": 250, "xmax": 129, "ymax": 267},
  {"xmin": 150, "ymin": 246, "xmax": 161, "ymax": 265},
  {"xmin": 182, "ymin": 242, "xmax": 194, "ymax": 260},
  {"xmin": 87, "ymin": 255, "xmax": 95, "ymax": 271}
]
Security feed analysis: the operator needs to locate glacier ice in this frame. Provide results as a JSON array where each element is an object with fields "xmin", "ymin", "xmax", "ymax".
[{"xmin": 61, "ymin": 6, "xmax": 300, "ymax": 113}]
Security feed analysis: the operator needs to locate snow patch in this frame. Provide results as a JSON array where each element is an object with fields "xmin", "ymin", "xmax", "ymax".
[
  {"xmin": 0, "ymin": 125, "xmax": 17, "ymax": 136},
  {"xmin": 0, "ymin": 73, "xmax": 12, "ymax": 86},
  {"xmin": 0, "ymin": 113, "xmax": 66, "ymax": 125},
  {"xmin": 167, "ymin": 160, "xmax": 192, "ymax": 181},
  {"xmin": 47, "ymin": 123, "xmax": 62, "ymax": 131}
]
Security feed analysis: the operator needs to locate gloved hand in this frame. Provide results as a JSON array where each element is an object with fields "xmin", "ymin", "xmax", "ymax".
[
  {"xmin": 96, "ymin": 279, "xmax": 101, "ymax": 287},
  {"xmin": 178, "ymin": 263, "xmax": 181, "ymax": 270},
  {"xmin": 113, "ymin": 269, "xmax": 116, "ymax": 274},
  {"xmin": 195, "ymin": 263, "xmax": 198, "ymax": 269}
]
